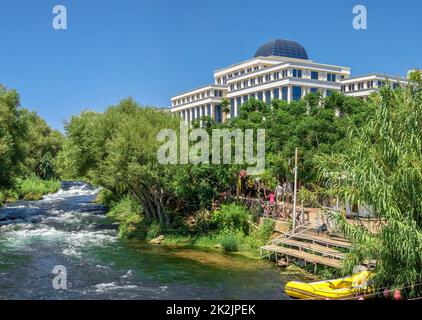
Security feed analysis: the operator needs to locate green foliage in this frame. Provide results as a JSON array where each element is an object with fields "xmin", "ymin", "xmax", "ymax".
[
  {"xmin": 227, "ymin": 91, "xmax": 373, "ymax": 185},
  {"xmin": 218, "ymin": 230, "xmax": 240, "ymax": 253},
  {"xmin": 315, "ymin": 84, "xmax": 422, "ymax": 297},
  {"xmin": 0, "ymin": 85, "xmax": 63, "ymax": 201},
  {"xmin": 211, "ymin": 204, "xmax": 251, "ymax": 234},
  {"xmin": 15, "ymin": 176, "xmax": 60, "ymax": 200},
  {"xmin": 146, "ymin": 222, "xmax": 162, "ymax": 240},
  {"xmin": 0, "ymin": 85, "xmax": 27, "ymax": 186},
  {"xmin": 256, "ymin": 219, "xmax": 275, "ymax": 241},
  {"xmin": 20, "ymin": 109, "xmax": 63, "ymax": 179},
  {"xmin": 107, "ymin": 195, "xmax": 143, "ymax": 238},
  {"xmin": 95, "ymin": 188, "xmax": 119, "ymax": 208}
]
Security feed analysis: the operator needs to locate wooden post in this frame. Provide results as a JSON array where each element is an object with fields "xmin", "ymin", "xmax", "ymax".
[{"xmin": 292, "ymin": 148, "xmax": 299, "ymax": 233}]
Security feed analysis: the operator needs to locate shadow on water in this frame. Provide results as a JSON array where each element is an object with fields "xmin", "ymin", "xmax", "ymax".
[{"xmin": 0, "ymin": 182, "xmax": 309, "ymax": 300}]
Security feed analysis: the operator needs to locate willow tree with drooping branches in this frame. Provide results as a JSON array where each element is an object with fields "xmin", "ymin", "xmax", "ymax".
[{"xmin": 315, "ymin": 82, "xmax": 422, "ymax": 298}]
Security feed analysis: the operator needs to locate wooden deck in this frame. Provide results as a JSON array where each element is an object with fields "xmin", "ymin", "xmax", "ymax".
[
  {"xmin": 261, "ymin": 245, "xmax": 343, "ymax": 269},
  {"xmin": 260, "ymin": 228, "xmax": 353, "ymax": 271},
  {"xmin": 272, "ymin": 238, "xmax": 345, "ymax": 260},
  {"xmin": 289, "ymin": 232, "xmax": 352, "ymax": 249}
]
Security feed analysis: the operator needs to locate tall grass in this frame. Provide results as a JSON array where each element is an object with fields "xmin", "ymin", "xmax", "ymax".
[{"xmin": 16, "ymin": 176, "xmax": 61, "ymax": 200}]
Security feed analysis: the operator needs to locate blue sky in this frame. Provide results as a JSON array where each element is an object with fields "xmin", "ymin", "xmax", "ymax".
[{"xmin": 0, "ymin": 0, "xmax": 420, "ymax": 130}]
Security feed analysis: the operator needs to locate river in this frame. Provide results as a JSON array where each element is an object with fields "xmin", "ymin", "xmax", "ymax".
[{"xmin": 0, "ymin": 182, "xmax": 309, "ymax": 300}]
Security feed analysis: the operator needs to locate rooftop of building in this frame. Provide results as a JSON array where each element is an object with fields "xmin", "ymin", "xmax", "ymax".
[{"xmin": 254, "ymin": 39, "xmax": 309, "ymax": 60}]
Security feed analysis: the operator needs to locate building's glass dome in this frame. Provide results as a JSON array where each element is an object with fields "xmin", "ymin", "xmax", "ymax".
[{"xmin": 254, "ymin": 39, "xmax": 309, "ymax": 60}]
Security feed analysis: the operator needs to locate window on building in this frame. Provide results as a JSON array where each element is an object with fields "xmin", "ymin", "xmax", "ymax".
[
  {"xmin": 207, "ymin": 104, "xmax": 211, "ymax": 116},
  {"xmin": 251, "ymin": 78, "xmax": 256, "ymax": 86},
  {"xmin": 215, "ymin": 105, "xmax": 222, "ymax": 123},
  {"xmin": 243, "ymin": 95, "xmax": 249, "ymax": 103},
  {"xmin": 326, "ymin": 90, "xmax": 333, "ymax": 97},
  {"xmin": 236, "ymin": 97, "xmax": 242, "ymax": 115},
  {"xmin": 258, "ymin": 92, "xmax": 263, "ymax": 101},
  {"xmin": 273, "ymin": 88, "xmax": 280, "ymax": 99},
  {"xmin": 230, "ymin": 98, "xmax": 235, "ymax": 118},
  {"xmin": 327, "ymin": 73, "xmax": 337, "ymax": 82},
  {"xmin": 251, "ymin": 93, "xmax": 255, "ymax": 99},
  {"xmin": 282, "ymin": 70, "xmax": 288, "ymax": 78},
  {"xmin": 274, "ymin": 72, "xmax": 279, "ymax": 80},
  {"xmin": 243, "ymin": 80, "xmax": 248, "ymax": 88},
  {"xmin": 311, "ymin": 71, "xmax": 319, "ymax": 80},
  {"xmin": 293, "ymin": 86, "xmax": 302, "ymax": 101},
  {"xmin": 265, "ymin": 90, "xmax": 271, "ymax": 105},
  {"xmin": 282, "ymin": 87, "xmax": 288, "ymax": 101},
  {"xmin": 265, "ymin": 74, "xmax": 271, "ymax": 82},
  {"xmin": 310, "ymin": 88, "xmax": 319, "ymax": 93}
]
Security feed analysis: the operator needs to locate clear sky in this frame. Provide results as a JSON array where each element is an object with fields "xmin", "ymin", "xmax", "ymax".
[{"xmin": 0, "ymin": 0, "xmax": 421, "ymax": 130}]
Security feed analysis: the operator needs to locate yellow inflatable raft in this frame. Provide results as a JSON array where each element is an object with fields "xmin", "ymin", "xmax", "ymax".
[{"xmin": 285, "ymin": 271, "xmax": 373, "ymax": 300}]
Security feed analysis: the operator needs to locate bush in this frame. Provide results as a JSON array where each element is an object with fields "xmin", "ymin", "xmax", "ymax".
[
  {"xmin": 257, "ymin": 219, "xmax": 275, "ymax": 241},
  {"xmin": 146, "ymin": 222, "xmax": 162, "ymax": 240},
  {"xmin": 211, "ymin": 204, "xmax": 251, "ymax": 235},
  {"xmin": 95, "ymin": 188, "xmax": 119, "ymax": 208},
  {"xmin": 16, "ymin": 176, "xmax": 60, "ymax": 200},
  {"xmin": 107, "ymin": 196, "xmax": 143, "ymax": 238},
  {"xmin": 219, "ymin": 230, "xmax": 240, "ymax": 253}
]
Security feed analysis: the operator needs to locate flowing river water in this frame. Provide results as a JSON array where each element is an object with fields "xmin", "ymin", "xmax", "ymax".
[{"xmin": 0, "ymin": 182, "xmax": 309, "ymax": 300}]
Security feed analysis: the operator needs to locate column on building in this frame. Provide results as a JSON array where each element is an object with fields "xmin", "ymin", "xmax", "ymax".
[
  {"xmin": 210, "ymin": 104, "xmax": 214, "ymax": 121},
  {"xmin": 302, "ymin": 86, "xmax": 308, "ymax": 98},
  {"xmin": 287, "ymin": 86, "xmax": 292, "ymax": 103}
]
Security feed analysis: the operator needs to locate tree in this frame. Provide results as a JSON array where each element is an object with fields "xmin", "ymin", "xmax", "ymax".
[
  {"xmin": 0, "ymin": 85, "xmax": 27, "ymax": 186},
  {"xmin": 227, "ymin": 93, "xmax": 372, "ymax": 185},
  {"xmin": 315, "ymin": 84, "xmax": 422, "ymax": 298},
  {"xmin": 20, "ymin": 110, "xmax": 63, "ymax": 179}
]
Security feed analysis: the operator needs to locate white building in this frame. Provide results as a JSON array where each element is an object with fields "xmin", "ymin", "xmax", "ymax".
[
  {"xmin": 340, "ymin": 73, "xmax": 408, "ymax": 98},
  {"xmin": 171, "ymin": 39, "xmax": 408, "ymax": 122}
]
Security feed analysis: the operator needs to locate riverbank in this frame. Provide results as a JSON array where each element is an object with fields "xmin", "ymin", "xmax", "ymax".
[{"xmin": 0, "ymin": 177, "xmax": 61, "ymax": 205}]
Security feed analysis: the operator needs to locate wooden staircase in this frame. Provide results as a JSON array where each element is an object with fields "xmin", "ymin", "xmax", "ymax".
[{"xmin": 261, "ymin": 225, "xmax": 352, "ymax": 273}]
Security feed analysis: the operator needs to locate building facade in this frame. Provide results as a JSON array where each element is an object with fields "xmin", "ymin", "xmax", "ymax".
[
  {"xmin": 171, "ymin": 39, "xmax": 408, "ymax": 122},
  {"xmin": 340, "ymin": 73, "xmax": 408, "ymax": 98}
]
